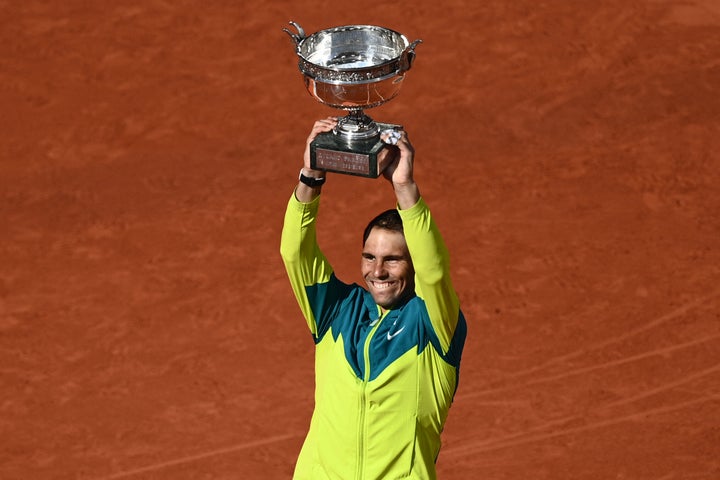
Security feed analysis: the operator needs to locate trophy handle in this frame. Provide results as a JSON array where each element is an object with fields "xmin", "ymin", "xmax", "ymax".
[
  {"xmin": 399, "ymin": 39, "xmax": 423, "ymax": 73},
  {"xmin": 283, "ymin": 21, "xmax": 306, "ymax": 47}
]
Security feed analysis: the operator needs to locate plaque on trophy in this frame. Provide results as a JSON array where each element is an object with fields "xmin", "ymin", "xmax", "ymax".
[{"xmin": 284, "ymin": 22, "xmax": 421, "ymax": 178}]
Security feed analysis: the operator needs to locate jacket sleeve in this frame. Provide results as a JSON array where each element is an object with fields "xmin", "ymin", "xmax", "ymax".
[
  {"xmin": 398, "ymin": 198, "xmax": 460, "ymax": 354},
  {"xmin": 279, "ymin": 192, "xmax": 334, "ymax": 336}
]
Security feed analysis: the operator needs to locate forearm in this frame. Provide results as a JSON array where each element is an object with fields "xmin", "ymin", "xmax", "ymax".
[
  {"xmin": 295, "ymin": 117, "xmax": 335, "ymax": 203},
  {"xmin": 399, "ymin": 198, "xmax": 459, "ymax": 351},
  {"xmin": 280, "ymin": 193, "xmax": 330, "ymax": 281},
  {"xmin": 294, "ymin": 168, "xmax": 325, "ymax": 203},
  {"xmin": 393, "ymin": 180, "xmax": 420, "ymax": 211},
  {"xmin": 399, "ymin": 198, "xmax": 451, "ymax": 282},
  {"xmin": 382, "ymin": 127, "xmax": 419, "ymax": 209},
  {"xmin": 280, "ymin": 193, "xmax": 334, "ymax": 335}
]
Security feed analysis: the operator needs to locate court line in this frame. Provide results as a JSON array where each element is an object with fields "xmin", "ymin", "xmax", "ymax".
[
  {"xmin": 460, "ymin": 287, "xmax": 720, "ymax": 398},
  {"xmin": 442, "ymin": 392, "xmax": 720, "ymax": 458},
  {"xmin": 514, "ymin": 287, "xmax": 719, "ymax": 376},
  {"xmin": 600, "ymin": 361, "xmax": 720, "ymax": 410},
  {"xmin": 91, "ymin": 432, "xmax": 305, "ymax": 480},
  {"xmin": 457, "ymin": 333, "xmax": 720, "ymax": 400},
  {"xmin": 448, "ymin": 362, "xmax": 720, "ymax": 460}
]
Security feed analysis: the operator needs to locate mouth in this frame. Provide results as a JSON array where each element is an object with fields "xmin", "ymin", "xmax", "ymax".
[{"xmin": 369, "ymin": 280, "xmax": 396, "ymax": 291}]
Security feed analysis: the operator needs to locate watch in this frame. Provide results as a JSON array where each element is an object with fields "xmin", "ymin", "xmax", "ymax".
[{"xmin": 299, "ymin": 169, "xmax": 326, "ymax": 187}]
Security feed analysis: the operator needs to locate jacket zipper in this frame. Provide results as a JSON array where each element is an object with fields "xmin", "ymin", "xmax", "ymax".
[{"xmin": 357, "ymin": 309, "xmax": 385, "ymax": 480}]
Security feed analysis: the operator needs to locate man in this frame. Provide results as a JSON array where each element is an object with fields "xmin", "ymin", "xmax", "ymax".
[{"xmin": 280, "ymin": 117, "xmax": 467, "ymax": 479}]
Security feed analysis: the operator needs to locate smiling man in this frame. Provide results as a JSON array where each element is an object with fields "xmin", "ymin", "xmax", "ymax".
[
  {"xmin": 280, "ymin": 118, "xmax": 467, "ymax": 480},
  {"xmin": 361, "ymin": 209, "xmax": 415, "ymax": 311}
]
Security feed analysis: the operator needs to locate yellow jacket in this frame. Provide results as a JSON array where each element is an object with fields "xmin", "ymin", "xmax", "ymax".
[{"xmin": 280, "ymin": 193, "xmax": 466, "ymax": 480}]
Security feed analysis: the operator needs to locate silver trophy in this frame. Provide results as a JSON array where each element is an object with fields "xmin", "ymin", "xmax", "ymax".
[{"xmin": 284, "ymin": 22, "xmax": 422, "ymax": 178}]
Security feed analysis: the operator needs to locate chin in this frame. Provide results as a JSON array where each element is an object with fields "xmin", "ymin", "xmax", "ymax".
[{"xmin": 371, "ymin": 295, "xmax": 396, "ymax": 309}]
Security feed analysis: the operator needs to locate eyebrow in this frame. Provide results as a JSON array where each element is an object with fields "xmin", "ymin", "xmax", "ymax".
[{"xmin": 362, "ymin": 252, "xmax": 406, "ymax": 261}]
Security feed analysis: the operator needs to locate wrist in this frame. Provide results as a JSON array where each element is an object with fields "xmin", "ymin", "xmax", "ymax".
[
  {"xmin": 392, "ymin": 179, "xmax": 416, "ymax": 190},
  {"xmin": 299, "ymin": 168, "xmax": 326, "ymax": 188},
  {"xmin": 393, "ymin": 181, "xmax": 420, "ymax": 210},
  {"xmin": 300, "ymin": 167, "xmax": 325, "ymax": 179}
]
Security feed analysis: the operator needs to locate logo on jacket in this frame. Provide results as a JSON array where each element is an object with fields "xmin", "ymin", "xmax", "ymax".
[{"xmin": 386, "ymin": 319, "xmax": 405, "ymax": 341}]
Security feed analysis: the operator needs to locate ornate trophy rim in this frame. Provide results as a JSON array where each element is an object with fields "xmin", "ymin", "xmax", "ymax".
[{"xmin": 284, "ymin": 22, "xmax": 422, "ymax": 86}]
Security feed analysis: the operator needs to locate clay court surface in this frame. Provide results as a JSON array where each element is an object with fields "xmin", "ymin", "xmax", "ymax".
[{"xmin": 2, "ymin": 0, "xmax": 720, "ymax": 478}]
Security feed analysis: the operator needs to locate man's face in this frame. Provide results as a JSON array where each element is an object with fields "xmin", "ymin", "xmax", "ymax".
[{"xmin": 361, "ymin": 227, "xmax": 415, "ymax": 310}]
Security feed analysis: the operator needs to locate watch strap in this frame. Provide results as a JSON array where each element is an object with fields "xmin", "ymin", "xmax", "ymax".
[{"xmin": 299, "ymin": 169, "xmax": 326, "ymax": 187}]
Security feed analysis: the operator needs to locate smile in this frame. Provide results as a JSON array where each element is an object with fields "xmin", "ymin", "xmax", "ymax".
[{"xmin": 371, "ymin": 281, "xmax": 395, "ymax": 290}]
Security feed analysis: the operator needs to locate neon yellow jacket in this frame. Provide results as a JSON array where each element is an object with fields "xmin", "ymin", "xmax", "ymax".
[{"xmin": 280, "ymin": 193, "xmax": 466, "ymax": 480}]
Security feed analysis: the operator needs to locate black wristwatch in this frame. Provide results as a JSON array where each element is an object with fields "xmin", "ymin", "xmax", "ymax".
[{"xmin": 299, "ymin": 169, "xmax": 326, "ymax": 187}]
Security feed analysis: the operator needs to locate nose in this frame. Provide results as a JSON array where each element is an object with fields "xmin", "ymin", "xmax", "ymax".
[{"xmin": 372, "ymin": 260, "xmax": 388, "ymax": 279}]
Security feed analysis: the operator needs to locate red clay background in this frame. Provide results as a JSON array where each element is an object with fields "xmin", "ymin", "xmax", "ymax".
[{"xmin": 2, "ymin": 1, "xmax": 719, "ymax": 479}]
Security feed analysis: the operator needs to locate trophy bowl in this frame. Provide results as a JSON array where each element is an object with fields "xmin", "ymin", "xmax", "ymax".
[{"xmin": 284, "ymin": 22, "xmax": 422, "ymax": 177}]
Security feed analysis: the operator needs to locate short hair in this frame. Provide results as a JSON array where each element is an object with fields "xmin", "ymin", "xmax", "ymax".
[{"xmin": 363, "ymin": 209, "xmax": 404, "ymax": 245}]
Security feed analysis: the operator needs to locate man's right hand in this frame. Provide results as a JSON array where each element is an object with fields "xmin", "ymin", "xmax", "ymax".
[
  {"xmin": 303, "ymin": 117, "xmax": 338, "ymax": 170},
  {"xmin": 295, "ymin": 118, "xmax": 337, "ymax": 203}
]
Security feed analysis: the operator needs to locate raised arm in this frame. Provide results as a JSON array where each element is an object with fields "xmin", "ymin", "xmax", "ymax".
[
  {"xmin": 382, "ymin": 130, "xmax": 460, "ymax": 353},
  {"xmin": 279, "ymin": 118, "xmax": 337, "ymax": 336}
]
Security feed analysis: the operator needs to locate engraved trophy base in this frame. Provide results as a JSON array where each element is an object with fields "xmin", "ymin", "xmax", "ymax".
[{"xmin": 310, "ymin": 122, "xmax": 399, "ymax": 178}]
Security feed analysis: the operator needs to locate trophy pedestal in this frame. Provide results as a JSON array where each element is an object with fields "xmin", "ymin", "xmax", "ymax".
[{"xmin": 310, "ymin": 122, "xmax": 399, "ymax": 178}]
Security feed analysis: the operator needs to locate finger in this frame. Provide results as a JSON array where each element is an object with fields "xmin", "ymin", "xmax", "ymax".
[
  {"xmin": 307, "ymin": 118, "xmax": 338, "ymax": 143},
  {"xmin": 395, "ymin": 130, "xmax": 414, "ymax": 153},
  {"xmin": 380, "ymin": 128, "xmax": 402, "ymax": 145},
  {"xmin": 315, "ymin": 118, "xmax": 337, "ymax": 131},
  {"xmin": 317, "ymin": 118, "xmax": 337, "ymax": 126}
]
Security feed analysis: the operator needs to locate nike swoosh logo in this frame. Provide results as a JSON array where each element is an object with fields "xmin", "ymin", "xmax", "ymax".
[{"xmin": 387, "ymin": 326, "xmax": 405, "ymax": 341}]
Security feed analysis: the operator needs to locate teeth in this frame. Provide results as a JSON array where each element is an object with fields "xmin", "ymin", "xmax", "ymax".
[{"xmin": 373, "ymin": 282, "xmax": 392, "ymax": 289}]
